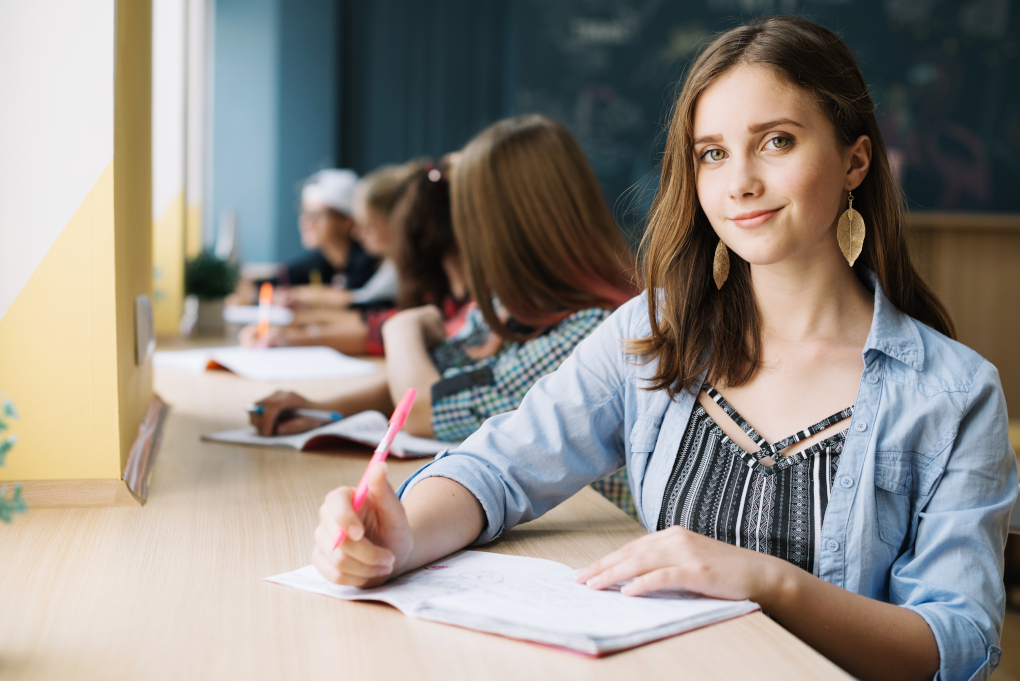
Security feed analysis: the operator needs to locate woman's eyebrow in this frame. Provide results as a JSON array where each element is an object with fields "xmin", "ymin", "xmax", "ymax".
[
  {"xmin": 692, "ymin": 133, "xmax": 722, "ymax": 146},
  {"xmin": 692, "ymin": 118, "xmax": 804, "ymax": 147},
  {"xmin": 747, "ymin": 118, "xmax": 804, "ymax": 133}
]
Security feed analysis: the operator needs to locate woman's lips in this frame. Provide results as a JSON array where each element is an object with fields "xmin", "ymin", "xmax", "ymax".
[{"xmin": 731, "ymin": 207, "xmax": 781, "ymax": 229}]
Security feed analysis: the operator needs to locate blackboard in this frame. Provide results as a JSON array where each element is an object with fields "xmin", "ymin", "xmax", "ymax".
[{"xmin": 508, "ymin": 0, "xmax": 1020, "ymax": 228}]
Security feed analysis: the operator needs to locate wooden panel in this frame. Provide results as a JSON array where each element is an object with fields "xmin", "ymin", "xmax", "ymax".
[
  {"xmin": 908, "ymin": 214, "xmax": 1020, "ymax": 415},
  {"xmin": 19, "ymin": 479, "xmax": 141, "ymax": 507}
]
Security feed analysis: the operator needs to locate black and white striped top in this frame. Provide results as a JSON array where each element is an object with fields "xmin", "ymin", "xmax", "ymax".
[{"xmin": 658, "ymin": 384, "xmax": 853, "ymax": 576}]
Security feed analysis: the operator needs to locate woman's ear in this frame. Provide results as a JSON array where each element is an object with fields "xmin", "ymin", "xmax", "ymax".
[{"xmin": 846, "ymin": 135, "xmax": 872, "ymax": 191}]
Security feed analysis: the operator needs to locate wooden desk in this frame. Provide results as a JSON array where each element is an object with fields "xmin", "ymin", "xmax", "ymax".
[{"xmin": 0, "ymin": 366, "xmax": 849, "ymax": 680}]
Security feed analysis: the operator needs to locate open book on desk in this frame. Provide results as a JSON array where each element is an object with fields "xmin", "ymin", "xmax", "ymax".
[
  {"xmin": 153, "ymin": 346, "xmax": 378, "ymax": 382},
  {"xmin": 202, "ymin": 410, "xmax": 455, "ymax": 458},
  {"xmin": 265, "ymin": 550, "xmax": 759, "ymax": 656}
]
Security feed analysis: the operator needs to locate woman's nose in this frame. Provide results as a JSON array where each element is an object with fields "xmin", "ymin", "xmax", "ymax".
[{"xmin": 727, "ymin": 154, "xmax": 764, "ymax": 199}]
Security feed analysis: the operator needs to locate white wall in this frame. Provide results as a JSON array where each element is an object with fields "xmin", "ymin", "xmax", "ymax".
[
  {"xmin": 0, "ymin": 1, "xmax": 116, "ymax": 321},
  {"xmin": 153, "ymin": 0, "xmax": 187, "ymax": 220}
]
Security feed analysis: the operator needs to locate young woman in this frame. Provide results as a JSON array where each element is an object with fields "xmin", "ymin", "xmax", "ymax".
[
  {"xmin": 310, "ymin": 18, "xmax": 1016, "ymax": 681},
  {"xmin": 251, "ymin": 116, "xmax": 638, "ymax": 448}
]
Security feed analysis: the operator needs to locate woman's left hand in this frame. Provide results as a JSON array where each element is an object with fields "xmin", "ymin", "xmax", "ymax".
[{"xmin": 575, "ymin": 525, "xmax": 790, "ymax": 602}]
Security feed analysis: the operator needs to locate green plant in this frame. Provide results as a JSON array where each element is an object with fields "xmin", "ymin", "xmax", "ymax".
[
  {"xmin": 184, "ymin": 250, "xmax": 240, "ymax": 300},
  {"xmin": 0, "ymin": 393, "xmax": 25, "ymax": 522}
]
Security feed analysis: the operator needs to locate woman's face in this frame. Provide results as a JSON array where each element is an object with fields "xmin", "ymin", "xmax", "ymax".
[
  {"xmin": 692, "ymin": 64, "xmax": 868, "ymax": 269},
  {"xmin": 351, "ymin": 201, "xmax": 391, "ymax": 257},
  {"xmin": 299, "ymin": 200, "xmax": 350, "ymax": 250}
]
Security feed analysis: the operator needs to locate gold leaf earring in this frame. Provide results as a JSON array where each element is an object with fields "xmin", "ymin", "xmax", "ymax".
[
  {"xmin": 713, "ymin": 239, "xmax": 730, "ymax": 289},
  {"xmin": 837, "ymin": 190, "xmax": 865, "ymax": 267}
]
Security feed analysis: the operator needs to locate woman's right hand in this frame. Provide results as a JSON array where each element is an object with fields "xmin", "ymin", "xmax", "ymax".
[
  {"xmin": 312, "ymin": 463, "xmax": 415, "ymax": 587},
  {"xmin": 249, "ymin": 390, "xmax": 322, "ymax": 435}
]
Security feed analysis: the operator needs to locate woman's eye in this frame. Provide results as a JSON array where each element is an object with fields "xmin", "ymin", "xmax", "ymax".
[
  {"xmin": 767, "ymin": 136, "xmax": 790, "ymax": 150},
  {"xmin": 703, "ymin": 149, "xmax": 726, "ymax": 162}
]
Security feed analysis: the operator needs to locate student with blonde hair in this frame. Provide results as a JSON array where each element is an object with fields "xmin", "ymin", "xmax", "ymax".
[
  {"xmin": 310, "ymin": 18, "xmax": 1015, "ymax": 681},
  {"xmin": 252, "ymin": 115, "xmax": 639, "ymax": 459}
]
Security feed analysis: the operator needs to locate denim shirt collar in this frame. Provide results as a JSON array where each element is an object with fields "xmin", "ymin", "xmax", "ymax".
[{"xmin": 862, "ymin": 270, "xmax": 925, "ymax": 371}]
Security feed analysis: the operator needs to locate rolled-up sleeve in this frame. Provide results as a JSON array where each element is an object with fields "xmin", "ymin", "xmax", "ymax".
[
  {"xmin": 397, "ymin": 302, "xmax": 634, "ymax": 544},
  {"xmin": 892, "ymin": 360, "xmax": 1017, "ymax": 681}
]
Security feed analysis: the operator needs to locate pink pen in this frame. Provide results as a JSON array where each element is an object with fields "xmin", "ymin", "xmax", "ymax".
[{"xmin": 331, "ymin": 388, "xmax": 417, "ymax": 550}]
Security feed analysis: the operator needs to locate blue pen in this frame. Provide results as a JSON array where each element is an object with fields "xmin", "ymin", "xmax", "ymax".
[{"xmin": 245, "ymin": 404, "xmax": 343, "ymax": 421}]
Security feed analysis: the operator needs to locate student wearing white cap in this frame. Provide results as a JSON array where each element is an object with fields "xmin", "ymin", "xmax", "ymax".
[{"xmin": 282, "ymin": 168, "xmax": 380, "ymax": 290}]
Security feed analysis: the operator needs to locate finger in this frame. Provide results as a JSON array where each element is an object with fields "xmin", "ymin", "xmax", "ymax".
[
  {"xmin": 335, "ymin": 548, "xmax": 395, "ymax": 578},
  {"xmin": 323, "ymin": 488, "xmax": 364, "ymax": 541},
  {"xmin": 312, "ymin": 545, "xmax": 343, "ymax": 584},
  {"xmin": 584, "ymin": 552, "xmax": 670, "ymax": 591},
  {"xmin": 313, "ymin": 521, "xmax": 394, "ymax": 568},
  {"xmin": 313, "ymin": 545, "xmax": 384, "ymax": 588},
  {"xmin": 259, "ymin": 403, "xmax": 284, "ymax": 436},
  {"xmin": 276, "ymin": 417, "xmax": 323, "ymax": 435},
  {"xmin": 576, "ymin": 534, "xmax": 656, "ymax": 583},
  {"xmin": 620, "ymin": 567, "xmax": 694, "ymax": 598}
]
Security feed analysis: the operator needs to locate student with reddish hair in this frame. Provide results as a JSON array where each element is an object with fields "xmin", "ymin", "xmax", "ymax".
[{"xmin": 252, "ymin": 116, "xmax": 638, "ymax": 489}]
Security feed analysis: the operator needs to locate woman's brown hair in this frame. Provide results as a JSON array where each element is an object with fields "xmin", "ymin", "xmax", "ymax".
[
  {"xmin": 395, "ymin": 161, "xmax": 457, "ymax": 309},
  {"xmin": 358, "ymin": 161, "xmax": 423, "ymax": 218},
  {"xmin": 632, "ymin": 15, "xmax": 954, "ymax": 399},
  {"xmin": 451, "ymin": 115, "xmax": 640, "ymax": 341}
]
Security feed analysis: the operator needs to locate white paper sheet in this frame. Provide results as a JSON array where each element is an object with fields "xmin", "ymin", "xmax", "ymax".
[
  {"xmin": 153, "ymin": 346, "xmax": 378, "ymax": 381},
  {"xmin": 222, "ymin": 304, "xmax": 295, "ymax": 326},
  {"xmin": 265, "ymin": 551, "xmax": 759, "ymax": 655},
  {"xmin": 203, "ymin": 410, "xmax": 454, "ymax": 457}
]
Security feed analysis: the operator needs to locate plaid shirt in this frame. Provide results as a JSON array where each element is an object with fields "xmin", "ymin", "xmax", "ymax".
[{"xmin": 428, "ymin": 305, "xmax": 637, "ymax": 519}]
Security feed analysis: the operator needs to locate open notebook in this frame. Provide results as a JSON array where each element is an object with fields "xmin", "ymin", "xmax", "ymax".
[
  {"xmin": 265, "ymin": 550, "xmax": 759, "ymax": 656},
  {"xmin": 153, "ymin": 346, "xmax": 378, "ymax": 382},
  {"xmin": 202, "ymin": 410, "xmax": 454, "ymax": 458}
]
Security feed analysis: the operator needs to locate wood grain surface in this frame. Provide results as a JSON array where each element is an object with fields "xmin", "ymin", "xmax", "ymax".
[{"xmin": 0, "ymin": 364, "xmax": 850, "ymax": 680}]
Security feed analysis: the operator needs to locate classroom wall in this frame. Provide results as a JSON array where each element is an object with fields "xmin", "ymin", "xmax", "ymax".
[
  {"xmin": 275, "ymin": 0, "xmax": 338, "ymax": 263},
  {"xmin": 153, "ymin": 0, "xmax": 188, "ymax": 335},
  {"xmin": 210, "ymin": 0, "xmax": 280, "ymax": 265},
  {"xmin": 209, "ymin": 0, "xmax": 341, "ymax": 265},
  {"xmin": 337, "ymin": 0, "xmax": 509, "ymax": 174},
  {"xmin": 0, "ymin": 0, "xmax": 153, "ymax": 484},
  {"xmin": 187, "ymin": 0, "xmax": 211, "ymax": 258}
]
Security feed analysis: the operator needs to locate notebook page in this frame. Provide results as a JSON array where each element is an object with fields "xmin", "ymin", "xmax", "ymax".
[
  {"xmin": 202, "ymin": 411, "xmax": 454, "ymax": 456},
  {"xmin": 209, "ymin": 346, "xmax": 377, "ymax": 381},
  {"xmin": 265, "ymin": 551, "xmax": 758, "ymax": 654}
]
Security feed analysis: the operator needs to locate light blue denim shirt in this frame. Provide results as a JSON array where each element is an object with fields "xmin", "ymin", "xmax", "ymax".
[{"xmin": 399, "ymin": 277, "xmax": 1016, "ymax": 681}]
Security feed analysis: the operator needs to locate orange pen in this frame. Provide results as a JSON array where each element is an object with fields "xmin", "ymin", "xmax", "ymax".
[{"xmin": 255, "ymin": 282, "xmax": 273, "ymax": 347}]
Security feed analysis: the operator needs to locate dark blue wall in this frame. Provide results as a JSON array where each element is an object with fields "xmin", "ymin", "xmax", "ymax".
[
  {"xmin": 338, "ymin": 0, "xmax": 512, "ymax": 172},
  {"xmin": 275, "ymin": 0, "xmax": 339, "ymax": 263}
]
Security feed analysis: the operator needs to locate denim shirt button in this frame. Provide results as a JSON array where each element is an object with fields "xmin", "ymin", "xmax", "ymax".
[
  {"xmin": 827, "ymin": 539, "xmax": 840, "ymax": 552},
  {"xmin": 868, "ymin": 373, "xmax": 879, "ymax": 384},
  {"xmin": 840, "ymin": 476, "xmax": 854, "ymax": 488},
  {"xmin": 854, "ymin": 420, "xmax": 867, "ymax": 432}
]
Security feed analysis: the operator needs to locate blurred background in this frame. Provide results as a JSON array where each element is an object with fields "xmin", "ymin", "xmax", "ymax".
[{"xmin": 155, "ymin": 0, "xmax": 1020, "ymax": 268}]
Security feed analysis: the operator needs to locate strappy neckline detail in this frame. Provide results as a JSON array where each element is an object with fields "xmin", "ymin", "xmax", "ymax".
[{"xmin": 701, "ymin": 382, "xmax": 853, "ymax": 473}]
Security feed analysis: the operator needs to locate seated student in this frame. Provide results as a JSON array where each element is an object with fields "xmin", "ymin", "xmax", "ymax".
[
  {"xmin": 310, "ymin": 17, "xmax": 1016, "ymax": 681},
  {"xmin": 231, "ymin": 169, "xmax": 378, "ymax": 306},
  {"xmin": 242, "ymin": 163, "xmax": 421, "ymax": 353},
  {"xmin": 251, "ymin": 115, "xmax": 639, "ymax": 453},
  {"xmin": 280, "ymin": 162, "xmax": 421, "ymax": 311},
  {"xmin": 358, "ymin": 158, "xmax": 474, "ymax": 355}
]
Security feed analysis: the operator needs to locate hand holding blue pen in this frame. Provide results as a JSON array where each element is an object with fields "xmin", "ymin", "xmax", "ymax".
[
  {"xmin": 247, "ymin": 391, "xmax": 343, "ymax": 436},
  {"xmin": 245, "ymin": 404, "xmax": 343, "ymax": 422}
]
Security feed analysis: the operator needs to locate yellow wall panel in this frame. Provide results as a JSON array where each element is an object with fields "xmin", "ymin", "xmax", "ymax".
[
  {"xmin": 114, "ymin": 0, "xmax": 154, "ymax": 474},
  {"xmin": 0, "ymin": 162, "xmax": 121, "ymax": 480},
  {"xmin": 153, "ymin": 191, "xmax": 185, "ymax": 335}
]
